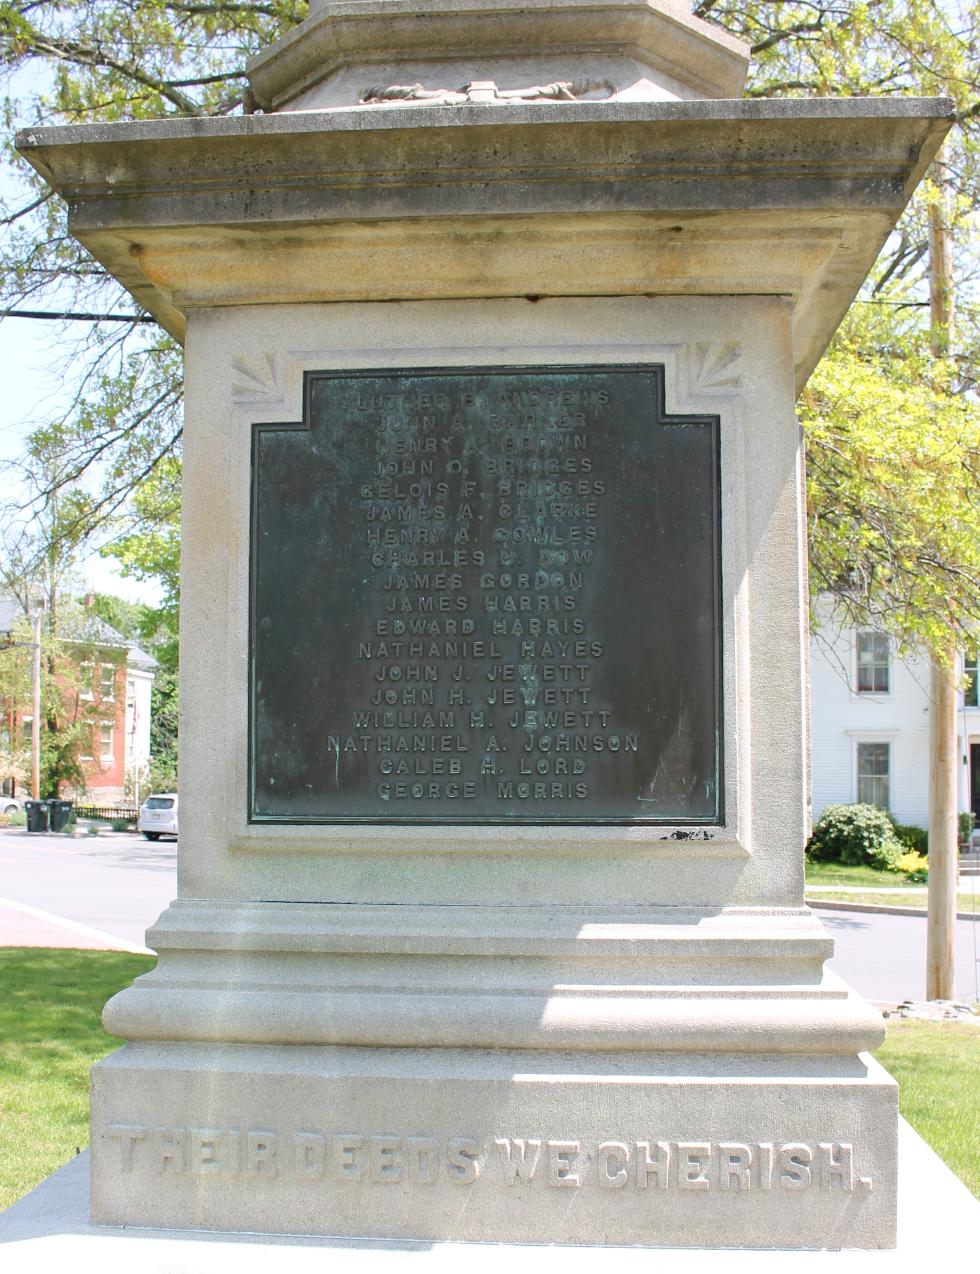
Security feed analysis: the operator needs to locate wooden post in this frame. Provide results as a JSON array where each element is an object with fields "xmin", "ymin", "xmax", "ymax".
[
  {"xmin": 927, "ymin": 651, "xmax": 958, "ymax": 998},
  {"xmin": 925, "ymin": 153, "xmax": 957, "ymax": 1000}
]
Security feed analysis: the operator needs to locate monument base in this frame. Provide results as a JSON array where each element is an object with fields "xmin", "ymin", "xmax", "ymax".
[
  {"xmin": 90, "ymin": 1042, "xmax": 897, "ymax": 1248},
  {"xmin": 2, "ymin": 1122, "xmax": 976, "ymax": 1274},
  {"xmin": 86, "ymin": 901, "xmax": 898, "ymax": 1248},
  {"xmin": 87, "ymin": 902, "xmax": 897, "ymax": 1248}
]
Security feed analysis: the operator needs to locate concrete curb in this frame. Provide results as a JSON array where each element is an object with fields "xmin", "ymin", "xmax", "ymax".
[{"xmin": 807, "ymin": 899, "xmax": 980, "ymax": 922}]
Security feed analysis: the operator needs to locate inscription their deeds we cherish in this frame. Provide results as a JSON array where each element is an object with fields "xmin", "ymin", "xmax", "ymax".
[{"xmin": 106, "ymin": 1127, "xmax": 872, "ymax": 1194}]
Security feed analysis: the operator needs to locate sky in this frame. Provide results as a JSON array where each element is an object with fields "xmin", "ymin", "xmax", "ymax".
[
  {"xmin": 0, "ymin": 313, "xmax": 165, "ymax": 607},
  {"xmin": 0, "ymin": 59, "xmax": 165, "ymax": 609}
]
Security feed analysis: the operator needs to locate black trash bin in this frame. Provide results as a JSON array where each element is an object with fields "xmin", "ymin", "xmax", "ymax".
[
  {"xmin": 47, "ymin": 799, "xmax": 73, "ymax": 833},
  {"xmin": 24, "ymin": 799, "xmax": 50, "ymax": 833}
]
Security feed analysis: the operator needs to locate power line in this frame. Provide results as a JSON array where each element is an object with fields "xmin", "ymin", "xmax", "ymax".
[
  {"xmin": 0, "ymin": 308, "xmax": 154, "ymax": 322},
  {"xmin": 855, "ymin": 299, "xmax": 980, "ymax": 312}
]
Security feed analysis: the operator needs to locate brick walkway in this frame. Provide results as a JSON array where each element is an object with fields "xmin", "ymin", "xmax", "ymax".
[{"xmin": 0, "ymin": 898, "xmax": 148, "ymax": 952}]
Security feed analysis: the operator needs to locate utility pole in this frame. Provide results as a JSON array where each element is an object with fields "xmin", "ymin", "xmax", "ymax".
[
  {"xmin": 925, "ymin": 152, "xmax": 958, "ymax": 1001},
  {"xmin": 30, "ymin": 605, "xmax": 42, "ymax": 801}
]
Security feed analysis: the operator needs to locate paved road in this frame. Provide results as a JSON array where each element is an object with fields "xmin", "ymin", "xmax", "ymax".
[
  {"xmin": 0, "ymin": 826, "xmax": 176, "ymax": 950},
  {"xmin": 2, "ymin": 826, "xmax": 979, "ymax": 1002}
]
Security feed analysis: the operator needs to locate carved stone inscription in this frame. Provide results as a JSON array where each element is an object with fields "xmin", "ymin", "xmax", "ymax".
[
  {"xmin": 106, "ymin": 1125, "xmax": 871, "ymax": 1193},
  {"xmin": 250, "ymin": 367, "xmax": 721, "ymax": 823}
]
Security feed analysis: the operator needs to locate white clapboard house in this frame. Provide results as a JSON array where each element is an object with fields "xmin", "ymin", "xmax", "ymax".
[{"xmin": 810, "ymin": 612, "xmax": 979, "ymax": 832}]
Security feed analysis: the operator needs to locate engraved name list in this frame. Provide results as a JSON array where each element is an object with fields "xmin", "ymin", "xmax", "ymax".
[{"xmin": 250, "ymin": 367, "xmax": 721, "ymax": 823}]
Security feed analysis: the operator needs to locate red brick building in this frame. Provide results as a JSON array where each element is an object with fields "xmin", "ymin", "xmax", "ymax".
[{"xmin": 0, "ymin": 600, "xmax": 156, "ymax": 803}]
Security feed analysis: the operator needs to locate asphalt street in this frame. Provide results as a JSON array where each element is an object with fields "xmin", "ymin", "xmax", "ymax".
[
  {"xmin": 0, "ymin": 826, "xmax": 176, "ymax": 949},
  {"xmin": 823, "ymin": 907, "xmax": 980, "ymax": 1005},
  {"xmin": 1, "ymin": 825, "xmax": 979, "ymax": 1003}
]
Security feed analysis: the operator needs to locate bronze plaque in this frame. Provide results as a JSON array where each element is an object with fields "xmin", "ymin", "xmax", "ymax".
[{"xmin": 250, "ymin": 367, "xmax": 721, "ymax": 824}]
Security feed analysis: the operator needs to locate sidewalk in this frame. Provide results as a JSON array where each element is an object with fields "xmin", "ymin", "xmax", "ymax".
[
  {"xmin": 0, "ymin": 898, "xmax": 151, "ymax": 955},
  {"xmin": 806, "ymin": 884, "xmax": 927, "ymax": 893},
  {"xmin": 0, "ymin": 825, "xmax": 141, "ymax": 841},
  {"xmin": 807, "ymin": 883, "xmax": 980, "ymax": 896}
]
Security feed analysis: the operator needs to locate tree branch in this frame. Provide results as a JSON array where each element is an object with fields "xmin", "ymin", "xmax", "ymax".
[
  {"xmin": 751, "ymin": 21, "xmax": 828, "ymax": 57},
  {"xmin": 14, "ymin": 34, "xmax": 207, "ymax": 115}
]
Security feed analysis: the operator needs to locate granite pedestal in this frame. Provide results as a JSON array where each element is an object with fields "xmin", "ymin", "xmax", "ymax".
[{"xmin": 14, "ymin": 0, "xmax": 954, "ymax": 1251}]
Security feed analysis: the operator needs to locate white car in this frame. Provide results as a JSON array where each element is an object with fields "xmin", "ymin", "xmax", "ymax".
[
  {"xmin": 138, "ymin": 793, "xmax": 178, "ymax": 840},
  {"xmin": 1, "ymin": 795, "xmax": 23, "ymax": 815}
]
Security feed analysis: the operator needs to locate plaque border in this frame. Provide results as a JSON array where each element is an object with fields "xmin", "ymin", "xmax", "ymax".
[{"xmin": 248, "ymin": 364, "xmax": 723, "ymax": 827}]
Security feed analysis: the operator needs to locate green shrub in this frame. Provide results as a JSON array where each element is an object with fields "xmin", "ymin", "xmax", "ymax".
[
  {"xmin": 896, "ymin": 850, "xmax": 928, "ymax": 882},
  {"xmin": 110, "ymin": 817, "xmax": 132, "ymax": 832},
  {"xmin": 890, "ymin": 820, "xmax": 928, "ymax": 856},
  {"xmin": 959, "ymin": 812, "xmax": 975, "ymax": 845},
  {"xmin": 807, "ymin": 803, "xmax": 903, "ymax": 869}
]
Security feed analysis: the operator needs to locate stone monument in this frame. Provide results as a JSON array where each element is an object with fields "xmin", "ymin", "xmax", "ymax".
[{"xmin": 17, "ymin": 0, "xmax": 952, "ymax": 1251}]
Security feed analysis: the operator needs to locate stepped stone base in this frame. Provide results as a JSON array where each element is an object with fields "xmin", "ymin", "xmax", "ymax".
[{"xmin": 85, "ymin": 900, "xmax": 898, "ymax": 1248}]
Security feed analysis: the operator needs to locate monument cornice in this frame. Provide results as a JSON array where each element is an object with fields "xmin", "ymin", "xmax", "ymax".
[{"xmin": 17, "ymin": 97, "xmax": 952, "ymax": 390}]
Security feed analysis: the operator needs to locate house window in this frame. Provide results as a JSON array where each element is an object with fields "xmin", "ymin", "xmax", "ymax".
[
  {"xmin": 79, "ymin": 663, "xmax": 94, "ymax": 699},
  {"xmin": 966, "ymin": 654, "xmax": 978, "ymax": 708},
  {"xmin": 857, "ymin": 742, "xmax": 890, "ymax": 809},
  {"xmin": 21, "ymin": 717, "xmax": 33, "ymax": 745},
  {"xmin": 100, "ymin": 664, "xmax": 116, "ymax": 699},
  {"xmin": 856, "ymin": 631, "xmax": 890, "ymax": 693},
  {"xmin": 99, "ymin": 722, "xmax": 114, "ymax": 762}
]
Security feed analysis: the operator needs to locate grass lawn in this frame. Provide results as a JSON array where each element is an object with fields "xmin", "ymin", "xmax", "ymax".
[
  {"xmin": 805, "ymin": 860, "xmax": 980, "ymax": 909},
  {"xmin": 805, "ymin": 861, "xmax": 915, "ymax": 887},
  {"xmin": 877, "ymin": 1019, "xmax": 980, "ymax": 1197},
  {"xmin": 809, "ymin": 889, "xmax": 980, "ymax": 911},
  {"xmin": 0, "ymin": 947, "xmax": 154, "ymax": 1210},
  {"xmin": 0, "ymin": 949, "xmax": 977, "ymax": 1212}
]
